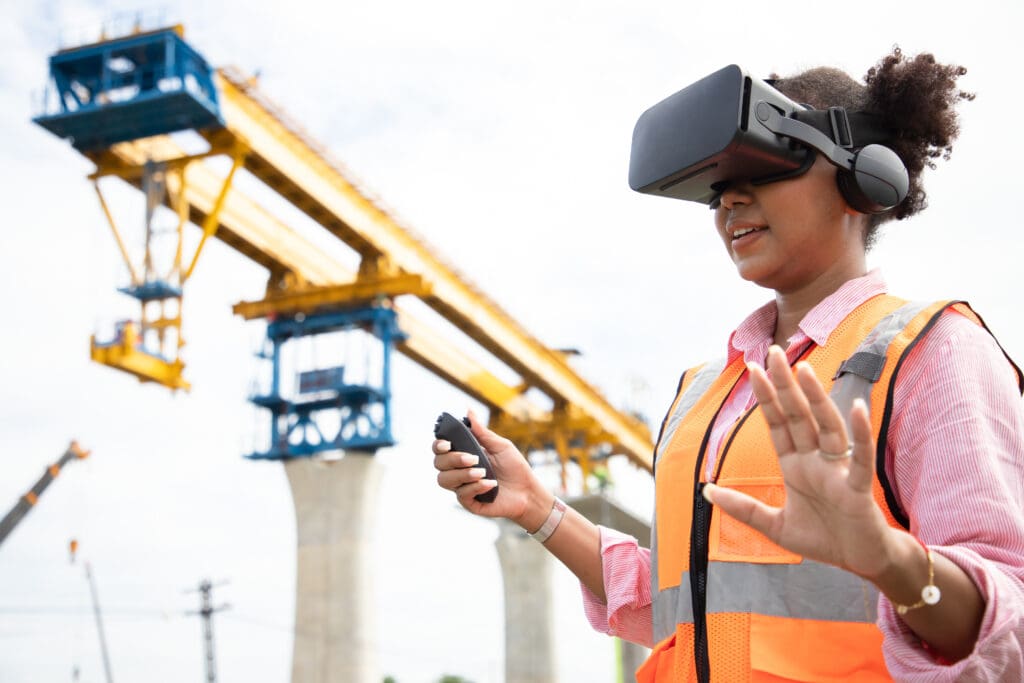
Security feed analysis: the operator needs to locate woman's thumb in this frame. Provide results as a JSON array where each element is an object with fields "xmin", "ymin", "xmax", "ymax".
[{"xmin": 466, "ymin": 408, "xmax": 505, "ymax": 452}]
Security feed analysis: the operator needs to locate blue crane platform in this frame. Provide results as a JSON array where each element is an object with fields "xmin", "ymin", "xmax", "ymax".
[
  {"xmin": 33, "ymin": 26, "xmax": 222, "ymax": 151},
  {"xmin": 246, "ymin": 306, "xmax": 407, "ymax": 459}
]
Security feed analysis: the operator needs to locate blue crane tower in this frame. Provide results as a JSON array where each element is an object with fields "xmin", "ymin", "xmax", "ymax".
[{"xmin": 35, "ymin": 24, "xmax": 404, "ymax": 454}]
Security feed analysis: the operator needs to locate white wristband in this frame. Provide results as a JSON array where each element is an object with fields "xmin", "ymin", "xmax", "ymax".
[{"xmin": 529, "ymin": 497, "xmax": 567, "ymax": 543}]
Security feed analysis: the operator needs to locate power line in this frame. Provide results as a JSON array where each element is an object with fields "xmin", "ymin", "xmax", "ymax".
[
  {"xmin": 0, "ymin": 606, "xmax": 170, "ymax": 618},
  {"xmin": 219, "ymin": 611, "xmax": 292, "ymax": 634}
]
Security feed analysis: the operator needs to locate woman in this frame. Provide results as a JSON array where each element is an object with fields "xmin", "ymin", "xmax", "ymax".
[{"xmin": 432, "ymin": 48, "xmax": 1024, "ymax": 681}]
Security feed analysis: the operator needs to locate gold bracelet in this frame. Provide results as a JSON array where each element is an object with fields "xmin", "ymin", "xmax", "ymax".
[{"xmin": 892, "ymin": 544, "xmax": 942, "ymax": 615}]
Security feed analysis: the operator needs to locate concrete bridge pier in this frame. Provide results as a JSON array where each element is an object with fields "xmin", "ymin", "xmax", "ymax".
[
  {"xmin": 495, "ymin": 492, "xmax": 652, "ymax": 682},
  {"xmin": 573, "ymin": 493, "xmax": 652, "ymax": 680},
  {"xmin": 495, "ymin": 518, "xmax": 558, "ymax": 683},
  {"xmin": 285, "ymin": 453, "xmax": 384, "ymax": 683}
]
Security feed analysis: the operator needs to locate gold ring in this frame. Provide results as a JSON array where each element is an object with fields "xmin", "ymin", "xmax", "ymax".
[{"xmin": 818, "ymin": 445, "xmax": 853, "ymax": 461}]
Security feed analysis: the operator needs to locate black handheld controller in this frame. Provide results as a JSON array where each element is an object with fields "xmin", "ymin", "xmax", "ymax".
[{"xmin": 434, "ymin": 412, "xmax": 498, "ymax": 503}]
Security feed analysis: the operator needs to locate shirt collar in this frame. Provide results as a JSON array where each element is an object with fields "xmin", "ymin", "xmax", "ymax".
[{"xmin": 727, "ymin": 269, "xmax": 888, "ymax": 363}]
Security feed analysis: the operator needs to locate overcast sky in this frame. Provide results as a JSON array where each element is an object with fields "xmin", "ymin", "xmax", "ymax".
[{"xmin": 2, "ymin": 1, "xmax": 1023, "ymax": 682}]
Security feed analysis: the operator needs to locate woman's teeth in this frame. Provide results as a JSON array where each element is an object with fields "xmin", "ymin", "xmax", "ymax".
[{"xmin": 733, "ymin": 226, "xmax": 764, "ymax": 238}]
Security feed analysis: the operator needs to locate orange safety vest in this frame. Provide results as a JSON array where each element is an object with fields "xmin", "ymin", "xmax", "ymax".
[{"xmin": 638, "ymin": 295, "xmax": 1022, "ymax": 682}]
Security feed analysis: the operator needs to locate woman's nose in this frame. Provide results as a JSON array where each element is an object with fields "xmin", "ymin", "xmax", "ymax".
[{"xmin": 718, "ymin": 182, "xmax": 754, "ymax": 210}]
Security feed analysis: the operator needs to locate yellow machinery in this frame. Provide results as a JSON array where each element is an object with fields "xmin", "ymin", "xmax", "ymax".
[{"xmin": 34, "ymin": 23, "xmax": 653, "ymax": 481}]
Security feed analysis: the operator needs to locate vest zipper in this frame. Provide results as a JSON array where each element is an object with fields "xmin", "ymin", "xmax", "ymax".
[
  {"xmin": 690, "ymin": 481, "xmax": 714, "ymax": 683},
  {"xmin": 691, "ymin": 407, "xmax": 750, "ymax": 683},
  {"xmin": 689, "ymin": 342, "xmax": 815, "ymax": 683},
  {"xmin": 688, "ymin": 380, "xmax": 737, "ymax": 683}
]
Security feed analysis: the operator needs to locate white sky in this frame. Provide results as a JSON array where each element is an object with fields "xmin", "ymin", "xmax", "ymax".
[{"xmin": 2, "ymin": 1, "xmax": 1023, "ymax": 682}]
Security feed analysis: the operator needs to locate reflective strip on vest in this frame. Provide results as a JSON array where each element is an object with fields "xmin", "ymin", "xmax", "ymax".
[
  {"xmin": 654, "ymin": 358, "xmax": 726, "ymax": 467},
  {"xmin": 650, "ymin": 300, "xmax": 937, "ymax": 644},
  {"xmin": 830, "ymin": 300, "xmax": 933, "ymax": 436},
  {"xmin": 652, "ymin": 561, "xmax": 879, "ymax": 643},
  {"xmin": 650, "ymin": 357, "xmax": 726, "ymax": 641}
]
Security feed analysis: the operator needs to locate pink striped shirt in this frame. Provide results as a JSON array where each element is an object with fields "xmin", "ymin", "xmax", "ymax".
[{"xmin": 581, "ymin": 270, "xmax": 1024, "ymax": 681}]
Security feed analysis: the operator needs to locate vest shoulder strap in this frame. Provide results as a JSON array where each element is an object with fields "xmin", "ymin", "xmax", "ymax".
[
  {"xmin": 653, "ymin": 358, "xmax": 726, "ymax": 470},
  {"xmin": 829, "ymin": 299, "xmax": 938, "ymax": 437},
  {"xmin": 833, "ymin": 299, "xmax": 1022, "ymax": 528}
]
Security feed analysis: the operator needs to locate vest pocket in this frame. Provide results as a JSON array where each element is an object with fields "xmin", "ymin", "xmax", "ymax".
[
  {"xmin": 635, "ymin": 632, "xmax": 691, "ymax": 683},
  {"xmin": 708, "ymin": 477, "xmax": 801, "ymax": 564},
  {"xmin": 749, "ymin": 614, "xmax": 892, "ymax": 682}
]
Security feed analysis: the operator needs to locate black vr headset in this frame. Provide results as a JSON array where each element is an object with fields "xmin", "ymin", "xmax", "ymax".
[{"xmin": 628, "ymin": 65, "xmax": 909, "ymax": 214}]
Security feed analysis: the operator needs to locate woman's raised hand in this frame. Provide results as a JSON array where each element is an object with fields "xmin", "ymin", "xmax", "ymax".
[{"xmin": 704, "ymin": 345, "xmax": 897, "ymax": 579}]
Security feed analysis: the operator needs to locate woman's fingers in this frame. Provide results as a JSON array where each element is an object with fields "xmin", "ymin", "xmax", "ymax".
[
  {"xmin": 436, "ymin": 466, "xmax": 489, "ymax": 491},
  {"xmin": 750, "ymin": 348, "xmax": 870, "ymax": 475},
  {"xmin": 466, "ymin": 408, "xmax": 515, "ymax": 456},
  {"xmin": 795, "ymin": 362, "xmax": 849, "ymax": 457},
  {"xmin": 764, "ymin": 346, "xmax": 820, "ymax": 453},
  {"xmin": 433, "ymin": 447, "xmax": 480, "ymax": 472},
  {"xmin": 748, "ymin": 359, "xmax": 796, "ymax": 456},
  {"xmin": 434, "ymin": 434, "xmax": 488, "ymax": 492},
  {"xmin": 455, "ymin": 479, "xmax": 498, "ymax": 506},
  {"xmin": 703, "ymin": 482, "xmax": 781, "ymax": 543},
  {"xmin": 845, "ymin": 398, "xmax": 876, "ymax": 494}
]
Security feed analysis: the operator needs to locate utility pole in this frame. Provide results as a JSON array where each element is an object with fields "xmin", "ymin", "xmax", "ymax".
[
  {"xmin": 186, "ymin": 579, "xmax": 230, "ymax": 683},
  {"xmin": 84, "ymin": 561, "xmax": 115, "ymax": 683}
]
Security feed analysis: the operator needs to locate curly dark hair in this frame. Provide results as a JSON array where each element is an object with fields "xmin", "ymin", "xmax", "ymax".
[{"xmin": 770, "ymin": 47, "xmax": 973, "ymax": 249}]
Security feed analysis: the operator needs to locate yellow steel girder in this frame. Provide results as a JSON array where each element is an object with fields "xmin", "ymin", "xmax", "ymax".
[
  {"xmin": 208, "ymin": 67, "xmax": 653, "ymax": 470},
  {"xmin": 232, "ymin": 274, "xmax": 431, "ymax": 320},
  {"xmin": 76, "ymin": 67, "xmax": 655, "ymax": 472},
  {"xmin": 89, "ymin": 135, "xmax": 549, "ymax": 424}
]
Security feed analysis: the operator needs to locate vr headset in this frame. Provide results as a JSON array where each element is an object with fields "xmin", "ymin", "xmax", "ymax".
[{"xmin": 628, "ymin": 65, "xmax": 909, "ymax": 214}]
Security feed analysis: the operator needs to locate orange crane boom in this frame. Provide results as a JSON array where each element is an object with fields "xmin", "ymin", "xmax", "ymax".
[{"xmin": 0, "ymin": 442, "xmax": 90, "ymax": 547}]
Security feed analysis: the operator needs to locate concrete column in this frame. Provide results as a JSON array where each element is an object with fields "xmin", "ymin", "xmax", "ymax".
[
  {"xmin": 495, "ymin": 518, "xmax": 557, "ymax": 683},
  {"xmin": 620, "ymin": 638, "xmax": 649, "ymax": 681},
  {"xmin": 285, "ymin": 453, "xmax": 384, "ymax": 683},
  {"xmin": 571, "ymin": 493, "xmax": 652, "ymax": 681}
]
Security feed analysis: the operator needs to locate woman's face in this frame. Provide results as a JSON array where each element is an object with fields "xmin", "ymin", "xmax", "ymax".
[{"xmin": 713, "ymin": 155, "xmax": 868, "ymax": 296}]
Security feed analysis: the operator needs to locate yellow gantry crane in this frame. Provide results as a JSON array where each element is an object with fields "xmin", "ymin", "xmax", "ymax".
[{"xmin": 34, "ymin": 23, "xmax": 653, "ymax": 481}]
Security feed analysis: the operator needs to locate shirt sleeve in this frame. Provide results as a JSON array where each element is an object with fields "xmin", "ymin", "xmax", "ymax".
[
  {"xmin": 880, "ymin": 309, "xmax": 1024, "ymax": 681},
  {"xmin": 579, "ymin": 525, "xmax": 655, "ymax": 648}
]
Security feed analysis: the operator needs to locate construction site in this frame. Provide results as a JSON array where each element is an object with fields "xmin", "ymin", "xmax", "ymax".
[{"xmin": 3, "ymin": 4, "xmax": 1023, "ymax": 683}]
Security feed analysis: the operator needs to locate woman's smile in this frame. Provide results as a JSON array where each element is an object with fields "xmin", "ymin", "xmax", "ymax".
[{"xmin": 727, "ymin": 221, "xmax": 770, "ymax": 251}]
